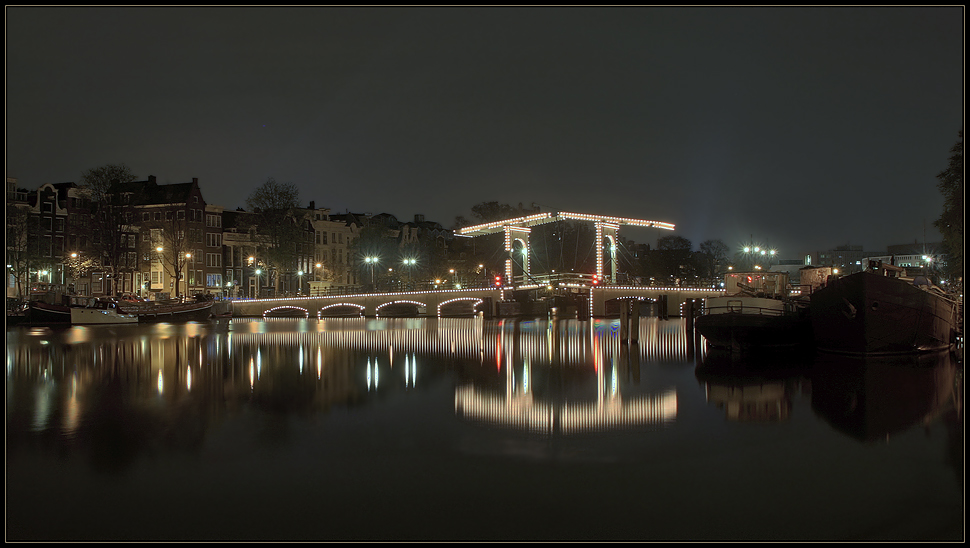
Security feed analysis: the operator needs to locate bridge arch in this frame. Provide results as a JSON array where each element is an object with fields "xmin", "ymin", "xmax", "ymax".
[
  {"xmin": 263, "ymin": 305, "xmax": 309, "ymax": 319},
  {"xmin": 375, "ymin": 300, "xmax": 428, "ymax": 318},
  {"xmin": 318, "ymin": 303, "xmax": 365, "ymax": 318},
  {"xmin": 437, "ymin": 297, "xmax": 484, "ymax": 317}
]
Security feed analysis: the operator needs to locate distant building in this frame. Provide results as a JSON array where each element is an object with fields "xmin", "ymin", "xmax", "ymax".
[{"xmin": 812, "ymin": 244, "xmax": 869, "ymax": 274}]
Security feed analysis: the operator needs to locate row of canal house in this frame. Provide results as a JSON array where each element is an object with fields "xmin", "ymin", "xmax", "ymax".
[
  {"xmin": 7, "ymin": 176, "xmax": 363, "ymax": 301},
  {"xmin": 7, "ymin": 176, "xmax": 455, "ymax": 302}
]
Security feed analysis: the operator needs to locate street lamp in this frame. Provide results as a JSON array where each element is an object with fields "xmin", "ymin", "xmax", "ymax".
[
  {"xmin": 184, "ymin": 252, "xmax": 192, "ymax": 301},
  {"xmin": 297, "ymin": 270, "xmax": 304, "ymax": 295},
  {"xmin": 255, "ymin": 268, "xmax": 262, "ymax": 298},
  {"xmin": 402, "ymin": 258, "xmax": 416, "ymax": 289},
  {"xmin": 365, "ymin": 256, "xmax": 379, "ymax": 290}
]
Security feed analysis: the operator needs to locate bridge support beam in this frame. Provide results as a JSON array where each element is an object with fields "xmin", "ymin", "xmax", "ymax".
[
  {"xmin": 504, "ymin": 225, "xmax": 531, "ymax": 285},
  {"xmin": 594, "ymin": 221, "xmax": 619, "ymax": 283}
]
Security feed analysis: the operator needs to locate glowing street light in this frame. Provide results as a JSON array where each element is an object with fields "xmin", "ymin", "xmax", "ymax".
[
  {"xmin": 297, "ymin": 270, "xmax": 304, "ymax": 295},
  {"xmin": 364, "ymin": 256, "xmax": 379, "ymax": 290}
]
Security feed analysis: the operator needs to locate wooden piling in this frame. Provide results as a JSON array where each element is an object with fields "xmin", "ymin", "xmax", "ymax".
[
  {"xmin": 619, "ymin": 302, "xmax": 629, "ymax": 342},
  {"xmin": 630, "ymin": 300, "xmax": 640, "ymax": 343}
]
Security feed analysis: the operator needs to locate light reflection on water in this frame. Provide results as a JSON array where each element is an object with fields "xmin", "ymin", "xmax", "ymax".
[{"xmin": 5, "ymin": 317, "xmax": 963, "ymax": 541}]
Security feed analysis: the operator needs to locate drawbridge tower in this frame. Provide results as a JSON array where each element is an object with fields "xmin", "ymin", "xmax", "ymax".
[{"xmin": 457, "ymin": 211, "xmax": 675, "ymax": 285}]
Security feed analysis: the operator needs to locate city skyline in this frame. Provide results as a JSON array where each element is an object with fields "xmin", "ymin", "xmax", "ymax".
[{"xmin": 6, "ymin": 6, "xmax": 963, "ymax": 256}]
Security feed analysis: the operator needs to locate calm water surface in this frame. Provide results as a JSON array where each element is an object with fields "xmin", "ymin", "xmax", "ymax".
[{"xmin": 6, "ymin": 317, "xmax": 963, "ymax": 541}]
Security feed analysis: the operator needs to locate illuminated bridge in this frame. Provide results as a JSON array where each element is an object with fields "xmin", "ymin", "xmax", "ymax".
[
  {"xmin": 231, "ymin": 211, "xmax": 721, "ymax": 318},
  {"xmin": 229, "ymin": 282, "xmax": 721, "ymax": 318}
]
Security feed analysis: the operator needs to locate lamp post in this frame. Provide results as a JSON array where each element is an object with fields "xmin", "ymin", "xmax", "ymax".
[
  {"xmin": 403, "ymin": 258, "xmax": 416, "ymax": 289},
  {"xmin": 313, "ymin": 262, "xmax": 323, "ymax": 296},
  {"xmin": 155, "ymin": 246, "xmax": 164, "ymax": 299},
  {"xmin": 297, "ymin": 270, "xmax": 304, "ymax": 296},
  {"xmin": 183, "ymin": 252, "xmax": 192, "ymax": 302},
  {"xmin": 255, "ymin": 268, "xmax": 262, "ymax": 298},
  {"xmin": 365, "ymin": 256, "xmax": 379, "ymax": 291}
]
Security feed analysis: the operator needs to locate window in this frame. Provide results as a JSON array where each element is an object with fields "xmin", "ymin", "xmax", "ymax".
[
  {"xmin": 206, "ymin": 253, "xmax": 222, "ymax": 267},
  {"xmin": 143, "ymin": 212, "xmax": 150, "ymax": 221},
  {"xmin": 206, "ymin": 214, "xmax": 221, "ymax": 228},
  {"xmin": 92, "ymin": 272, "xmax": 104, "ymax": 293},
  {"xmin": 178, "ymin": 210, "xmax": 185, "ymax": 220},
  {"xmin": 206, "ymin": 273, "xmax": 223, "ymax": 288},
  {"xmin": 166, "ymin": 211, "xmax": 173, "ymax": 221},
  {"xmin": 154, "ymin": 212, "xmax": 161, "ymax": 221},
  {"xmin": 206, "ymin": 233, "xmax": 222, "ymax": 247},
  {"xmin": 128, "ymin": 235, "xmax": 136, "ymax": 248}
]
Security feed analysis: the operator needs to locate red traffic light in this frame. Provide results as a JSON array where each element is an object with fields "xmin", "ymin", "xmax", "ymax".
[{"xmin": 494, "ymin": 275, "xmax": 502, "ymax": 286}]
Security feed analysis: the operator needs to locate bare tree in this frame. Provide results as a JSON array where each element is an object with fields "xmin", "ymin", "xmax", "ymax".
[
  {"xmin": 699, "ymin": 239, "xmax": 729, "ymax": 281},
  {"xmin": 79, "ymin": 163, "xmax": 138, "ymax": 295},
  {"xmin": 245, "ymin": 178, "xmax": 304, "ymax": 294},
  {"xmin": 934, "ymin": 130, "xmax": 963, "ymax": 280},
  {"xmin": 6, "ymin": 202, "xmax": 41, "ymax": 300},
  {"xmin": 160, "ymin": 214, "xmax": 192, "ymax": 300}
]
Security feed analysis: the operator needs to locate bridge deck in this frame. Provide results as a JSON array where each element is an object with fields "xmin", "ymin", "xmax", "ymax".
[{"xmin": 229, "ymin": 284, "xmax": 723, "ymax": 318}]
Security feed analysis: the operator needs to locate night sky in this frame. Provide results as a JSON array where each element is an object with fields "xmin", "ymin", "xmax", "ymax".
[{"xmin": 6, "ymin": 6, "xmax": 963, "ymax": 257}]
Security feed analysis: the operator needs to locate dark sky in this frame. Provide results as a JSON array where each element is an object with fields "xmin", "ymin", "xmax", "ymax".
[{"xmin": 6, "ymin": 6, "xmax": 964, "ymax": 257}]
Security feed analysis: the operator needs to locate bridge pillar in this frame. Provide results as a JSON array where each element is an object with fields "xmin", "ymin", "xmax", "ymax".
[
  {"xmin": 594, "ymin": 221, "xmax": 619, "ymax": 283},
  {"xmin": 504, "ymin": 225, "xmax": 531, "ymax": 286}
]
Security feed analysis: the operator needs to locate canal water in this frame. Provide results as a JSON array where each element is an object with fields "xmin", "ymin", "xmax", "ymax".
[{"xmin": 5, "ymin": 317, "xmax": 963, "ymax": 541}]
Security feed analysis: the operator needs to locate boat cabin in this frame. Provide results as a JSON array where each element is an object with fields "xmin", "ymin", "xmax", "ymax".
[{"xmin": 723, "ymin": 271, "xmax": 789, "ymax": 298}]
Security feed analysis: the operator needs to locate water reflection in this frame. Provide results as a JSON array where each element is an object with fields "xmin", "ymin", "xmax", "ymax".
[
  {"xmin": 6, "ymin": 318, "xmax": 698, "ymax": 468},
  {"xmin": 810, "ymin": 350, "xmax": 961, "ymax": 443},
  {"xmin": 7, "ymin": 318, "xmax": 963, "ymax": 464}
]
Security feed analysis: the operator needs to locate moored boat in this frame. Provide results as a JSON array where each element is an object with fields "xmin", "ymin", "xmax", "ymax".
[
  {"xmin": 70, "ymin": 299, "xmax": 139, "ymax": 324},
  {"xmin": 24, "ymin": 301, "xmax": 72, "ymax": 324},
  {"xmin": 115, "ymin": 299, "xmax": 214, "ymax": 322},
  {"xmin": 695, "ymin": 270, "xmax": 814, "ymax": 353},
  {"xmin": 809, "ymin": 261, "xmax": 959, "ymax": 355}
]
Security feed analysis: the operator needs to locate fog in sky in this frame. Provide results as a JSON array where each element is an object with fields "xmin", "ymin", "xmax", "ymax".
[{"xmin": 6, "ymin": 6, "xmax": 963, "ymax": 257}]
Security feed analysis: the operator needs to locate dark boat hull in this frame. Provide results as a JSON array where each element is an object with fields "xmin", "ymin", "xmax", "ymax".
[
  {"xmin": 116, "ymin": 301, "xmax": 214, "ymax": 322},
  {"xmin": 695, "ymin": 312, "xmax": 812, "ymax": 351},
  {"xmin": 809, "ymin": 271, "xmax": 958, "ymax": 355},
  {"xmin": 24, "ymin": 301, "xmax": 72, "ymax": 324}
]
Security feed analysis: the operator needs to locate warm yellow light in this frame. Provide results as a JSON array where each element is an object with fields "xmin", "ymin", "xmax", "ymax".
[{"xmin": 156, "ymin": 246, "xmax": 163, "ymax": 252}]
